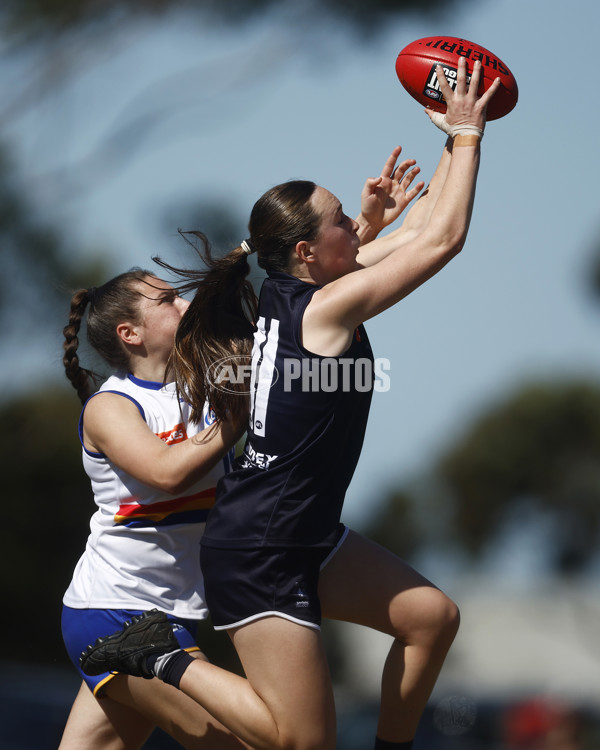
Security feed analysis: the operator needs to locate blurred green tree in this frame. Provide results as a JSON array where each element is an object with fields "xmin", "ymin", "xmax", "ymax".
[
  {"xmin": 0, "ymin": 143, "xmax": 112, "ymax": 368},
  {"xmin": 1, "ymin": 0, "xmax": 473, "ymax": 44},
  {"xmin": 367, "ymin": 381, "xmax": 600, "ymax": 575},
  {"xmin": 439, "ymin": 382, "xmax": 600, "ymax": 572},
  {"xmin": 0, "ymin": 388, "xmax": 89, "ymax": 663}
]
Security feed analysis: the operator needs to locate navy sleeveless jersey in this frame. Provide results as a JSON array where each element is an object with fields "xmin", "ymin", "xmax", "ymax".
[{"xmin": 202, "ymin": 271, "xmax": 374, "ymax": 549}]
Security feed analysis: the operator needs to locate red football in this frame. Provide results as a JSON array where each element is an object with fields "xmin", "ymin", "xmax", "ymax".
[{"xmin": 395, "ymin": 36, "xmax": 518, "ymax": 121}]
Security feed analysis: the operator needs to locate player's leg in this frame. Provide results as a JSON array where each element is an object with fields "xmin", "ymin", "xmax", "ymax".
[
  {"xmin": 318, "ymin": 529, "xmax": 460, "ymax": 744},
  {"xmin": 105, "ymin": 653, "xmax": 249, "ymax": 750},
  {"xmin": 78, "ymin": 546, "xmax": 338, "ymax": 750},
  {"xmin": 61, "ymin": 660, "xmax": 249, "ymax": 750},
  {"xmin": 177, "ymin": 616, "xmax": 337, "ymax": 750},
  {"xmin": 58, "ymin": 680, "xmax": 154, "ymax": 750},
  {"xmin": 61, "ymin": 606, "xmax": 248, "ymax": 749}
]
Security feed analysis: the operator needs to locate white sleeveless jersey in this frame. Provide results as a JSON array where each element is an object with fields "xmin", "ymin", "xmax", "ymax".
[{"xmin": 63, "ymin": 373, "xmax": 233, "ymax": 618}]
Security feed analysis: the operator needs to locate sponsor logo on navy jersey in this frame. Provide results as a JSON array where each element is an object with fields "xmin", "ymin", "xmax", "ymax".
[{"xmin": 240, "ymin": 442, "xmax": 278, "ymax": 470}]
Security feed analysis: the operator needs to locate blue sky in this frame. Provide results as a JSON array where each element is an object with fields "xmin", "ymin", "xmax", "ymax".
[{"xmin": 7, "ymin": 0, "xmax": 600, "ymax": 537}]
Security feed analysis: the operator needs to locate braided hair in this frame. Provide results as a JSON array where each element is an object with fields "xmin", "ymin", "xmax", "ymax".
[{"xmin": 62, "ymin": 269, "xmax": 152, "ymax": 404}]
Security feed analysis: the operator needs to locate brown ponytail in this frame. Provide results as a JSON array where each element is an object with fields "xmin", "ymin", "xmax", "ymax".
[
  {"xmin": 154, "ymin": 180, "xmax": 319, "ymax": 423},
  {"xmin": 154, "ymin": 232, "xmax": 258, "ymax": 424}
]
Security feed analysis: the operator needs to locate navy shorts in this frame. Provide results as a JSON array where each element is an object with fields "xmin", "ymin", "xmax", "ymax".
[
  {"xmin": 61, "ymin": 606, "xmax": 201, "ymax": 695},
  {"xmin": 200, "ymin": 525, "xmax": 348, "ymax": 631}
]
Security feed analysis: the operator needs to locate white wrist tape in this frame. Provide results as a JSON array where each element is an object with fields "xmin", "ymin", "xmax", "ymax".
[{"xmin": 429, "ymin": 112, "xmax": 484, "ymax": 140}]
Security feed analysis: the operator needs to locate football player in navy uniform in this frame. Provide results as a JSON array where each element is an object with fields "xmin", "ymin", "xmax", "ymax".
[{"xmin": 82, "ymin": 60, "xmax": 499, "ymax": 750}]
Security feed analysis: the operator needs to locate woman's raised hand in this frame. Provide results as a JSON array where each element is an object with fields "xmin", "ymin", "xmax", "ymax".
[
  {"xmin": 358, "ymin": 146, "xmax": 425, "ymax": 237},
  {"xmin": 426, "ymin": 57, "xmax": 501, "ymax": 138}
]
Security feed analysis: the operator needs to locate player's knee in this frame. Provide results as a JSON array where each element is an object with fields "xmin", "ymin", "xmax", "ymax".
[
  {"xmin": 391, "ymin": 587, "xmax": 460, "ymax": 647},
  {"xmin": 435, "ymin": 591, "xmax": 460, "ymax": 643},
  {"xmin": 422, "ymin": 588, "xmax": 460, "ymax": 647}
]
